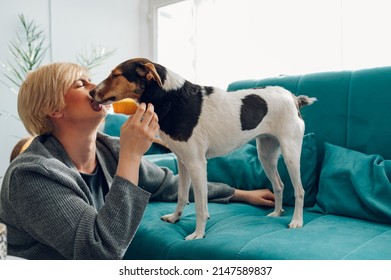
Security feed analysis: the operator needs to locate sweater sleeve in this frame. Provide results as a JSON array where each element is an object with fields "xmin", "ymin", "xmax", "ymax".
[{"xmin": 7, "ymin": 164, "xmax": 150, "ymax": 260}]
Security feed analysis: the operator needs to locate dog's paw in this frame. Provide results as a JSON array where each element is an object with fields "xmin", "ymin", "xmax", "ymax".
[
  {"xmin": 267, "ymin": 209, "xmax": 285, "ymax": 217},
  {"xmin": 288, "ymin": 219, "xmax": 303, "ymax": 228},
  {"xmin": 185, "ymin": 231, "xmax": 205, "ymax": 240},
  {"xmin": 161, "ymin": 213, "xmax": 181, "ymax": 224}
]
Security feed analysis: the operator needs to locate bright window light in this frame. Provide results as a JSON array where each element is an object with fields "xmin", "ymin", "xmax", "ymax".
[{"xmin": 156, "ymin": 0, "xmax": 391, "ymax": 89}]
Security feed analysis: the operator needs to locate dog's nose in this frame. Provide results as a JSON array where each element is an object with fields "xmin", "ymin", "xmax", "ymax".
[{"xmin": 89, "ymin": 88, "xmax": 96, "ymax": 98}]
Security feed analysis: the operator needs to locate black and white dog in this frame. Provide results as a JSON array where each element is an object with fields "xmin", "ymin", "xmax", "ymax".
[{"xmin": 90, "ymin": 58, "xmax": 316, "ymax": 240}]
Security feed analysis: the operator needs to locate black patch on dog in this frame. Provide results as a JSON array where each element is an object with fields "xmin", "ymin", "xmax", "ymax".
[
  {"xmin": 204, "ymin": 86, "xmax": 214, "ymax": 95},
  {"xmin": 240, "ymin": 94, "xmax": 268, "ymax": 130},
  {"xmin": 140, "ymin": 81, "xmax": 203, "ymax": 142}
]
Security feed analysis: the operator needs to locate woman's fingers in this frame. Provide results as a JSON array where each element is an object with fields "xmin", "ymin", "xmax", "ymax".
[
  {"xmin": 126, "ymin": 103, "xmax": 157, "ymax": 127},
  {"xmin": 141, "ymin": 103, "xmax": 156, "ymax": 127},
  {"xmin": 130, "ymin": 102, "xmax": 147, "ymax": 124}
]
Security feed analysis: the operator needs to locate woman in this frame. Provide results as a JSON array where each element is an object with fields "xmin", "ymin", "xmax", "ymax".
[{"xmin": 0, "ymin": 62, "xmax": 274, "ymax": 260}]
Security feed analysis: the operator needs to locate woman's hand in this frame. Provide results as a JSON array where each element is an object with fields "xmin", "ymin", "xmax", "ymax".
[
  {"xmin": 116, "ymin": 103, "xmax": 160, "ymax": 185},
  {"xmin": 120, "ymin": 103, "xmax": 159, "ymax": 158},
  {"xmin": 231, "ymin": 189, "xmax": 275, "ymax": 207}
]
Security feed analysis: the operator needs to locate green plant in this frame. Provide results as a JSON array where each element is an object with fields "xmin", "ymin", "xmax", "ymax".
[
  {"xmin": 76, "ymin": 45, "xmax": 116, "ymax": 71},
  {"xmin": 1, "ymin": 14, "xmax": 48, "ymax": 90},
  {"xmin": 1, "ymin": 14, "xmax": 116, "ymax": 92}
]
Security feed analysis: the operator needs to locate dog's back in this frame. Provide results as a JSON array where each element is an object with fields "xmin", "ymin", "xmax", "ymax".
[{"xmin": 160, "ymin": 85, "xmax": 310, "ymax": 159}]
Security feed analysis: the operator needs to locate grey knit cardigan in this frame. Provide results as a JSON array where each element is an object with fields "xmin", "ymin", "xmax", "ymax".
[{"xmin": 0, "ymin": 133, "xmax": 234, "ymax": 260}]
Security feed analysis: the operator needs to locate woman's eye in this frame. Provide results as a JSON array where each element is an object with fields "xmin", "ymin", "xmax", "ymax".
[
  {"xmin": 73, "ymin": 81, "xmax": 82, "ymax": 88},
  {"xmin": 73, "ymin": 78, "xmax": 91, "ymax": 88},
  {"xmin": 77, "ymin": 79, "xmax": 88, "ymax": 87}
]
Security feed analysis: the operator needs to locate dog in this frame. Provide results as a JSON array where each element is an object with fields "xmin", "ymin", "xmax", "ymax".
[{"xmin": 90, "ymin": 58, "xmax": 316, "ymax": 240}]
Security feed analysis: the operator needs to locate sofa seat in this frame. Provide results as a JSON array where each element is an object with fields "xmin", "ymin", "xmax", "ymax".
[{"xmin": 125, "ymin": 202, "xmax": 391, "ymax": 260}]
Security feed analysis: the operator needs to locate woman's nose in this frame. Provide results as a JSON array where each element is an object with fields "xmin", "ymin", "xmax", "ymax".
[{"xmin": 87, "ymin": 81, "xmax": 96, "ymax": 90}]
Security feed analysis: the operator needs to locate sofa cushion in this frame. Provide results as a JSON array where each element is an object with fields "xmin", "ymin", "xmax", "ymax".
[
  {"xmin": 311, "ymin": 143, "xmax": 391, "ymax": 224},
  {"xmin": 125, "ymin": 203, "xmax": 391, "ymax": 260},
  {"xmin": 103, "ymin": 113, "xmax": 128, "ymax": 137},
  {"xmin": 207, "ymin": 133, "xmax": 317, "ymax": 207},
  {"xmin": 347, "ymin": 67, "xmax": 391, "ymax": 159}
]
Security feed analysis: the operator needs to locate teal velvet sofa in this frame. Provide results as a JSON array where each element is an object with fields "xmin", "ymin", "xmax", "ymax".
[{"xmin": 104, "ymin": 66, "xmax": 391, "ymax": 260}]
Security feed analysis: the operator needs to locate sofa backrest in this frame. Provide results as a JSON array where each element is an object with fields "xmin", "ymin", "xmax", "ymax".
[{"xmin": 227, "ymin": 66, "xmax": 391, "ymax": 166}]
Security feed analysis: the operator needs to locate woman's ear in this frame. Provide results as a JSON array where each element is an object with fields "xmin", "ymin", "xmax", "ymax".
[{"xmin": 49, "ymin": 110, "xmax": 63, "ymax": 118}]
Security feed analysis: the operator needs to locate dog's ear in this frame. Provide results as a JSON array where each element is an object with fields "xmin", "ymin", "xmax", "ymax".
[
  {"xmin": 135, "ymin": 66, "xmax": 148, "ymax": 78},
  {"xmin": 144, "ymin": 63, "xmax": 163, "ymax": 87}
]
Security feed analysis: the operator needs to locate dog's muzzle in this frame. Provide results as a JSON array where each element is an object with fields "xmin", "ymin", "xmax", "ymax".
[{"xmin": 89, "ymin": 88, "xmax": 116, "ymax": 105}]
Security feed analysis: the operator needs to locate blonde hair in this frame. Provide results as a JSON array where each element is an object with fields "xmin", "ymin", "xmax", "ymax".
[{"xmin": 18, "ymin": 63, "xmax": 88, "ymax": 136}]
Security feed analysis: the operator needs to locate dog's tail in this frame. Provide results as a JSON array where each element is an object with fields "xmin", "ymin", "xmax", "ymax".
[{"xmin": 295, "ymin": 95, "xmax": 317, "ymax": 109}]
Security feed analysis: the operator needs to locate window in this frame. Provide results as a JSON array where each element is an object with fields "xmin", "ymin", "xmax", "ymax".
[
  {"xmin": 152, "ymin": 0, "xmax": 391, "ymax": 89},
  {"xmin": 157, "ymin": 0, "xmax": 195, "ymax": 83}
]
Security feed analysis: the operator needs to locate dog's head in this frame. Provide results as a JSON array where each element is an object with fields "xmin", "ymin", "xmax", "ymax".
[{"xmin": 89, "ymin": 58, "xmax": 164, "ymax": 104}]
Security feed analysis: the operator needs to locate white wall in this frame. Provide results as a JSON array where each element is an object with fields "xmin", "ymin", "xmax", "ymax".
[{"xmin": 0, "ymin": 0, "xmax": 149, "ymax": 184}]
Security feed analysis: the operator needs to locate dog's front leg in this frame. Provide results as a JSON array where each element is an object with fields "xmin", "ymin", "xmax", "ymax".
[
  {"xmin": 161, "ymin": 160, "xmax": 191, "ymax": 224},
  {"xmin": 185, "ymin": 160, "xmax": 209, "ymax": 240}
]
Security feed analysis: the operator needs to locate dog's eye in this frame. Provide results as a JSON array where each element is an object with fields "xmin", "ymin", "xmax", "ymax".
[{"xmin": 111, "ymin": 70, "xmax": 122, "ymax": 79}]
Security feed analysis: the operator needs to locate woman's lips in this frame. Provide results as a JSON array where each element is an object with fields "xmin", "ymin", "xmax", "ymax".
[{"xmin": 91, "ymin": 100, "xmax": 103, "ymax": 112}]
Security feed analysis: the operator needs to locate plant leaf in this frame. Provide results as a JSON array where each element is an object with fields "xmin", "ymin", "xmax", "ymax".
[{"xmin": 1, "ymin": 13, "xmax": 48, "ymax": 88}]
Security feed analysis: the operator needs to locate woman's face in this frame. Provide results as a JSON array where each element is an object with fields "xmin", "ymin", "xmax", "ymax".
[{"xmin": 61, "ymin": 75, "xmax": 109, "ymax": 127}]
